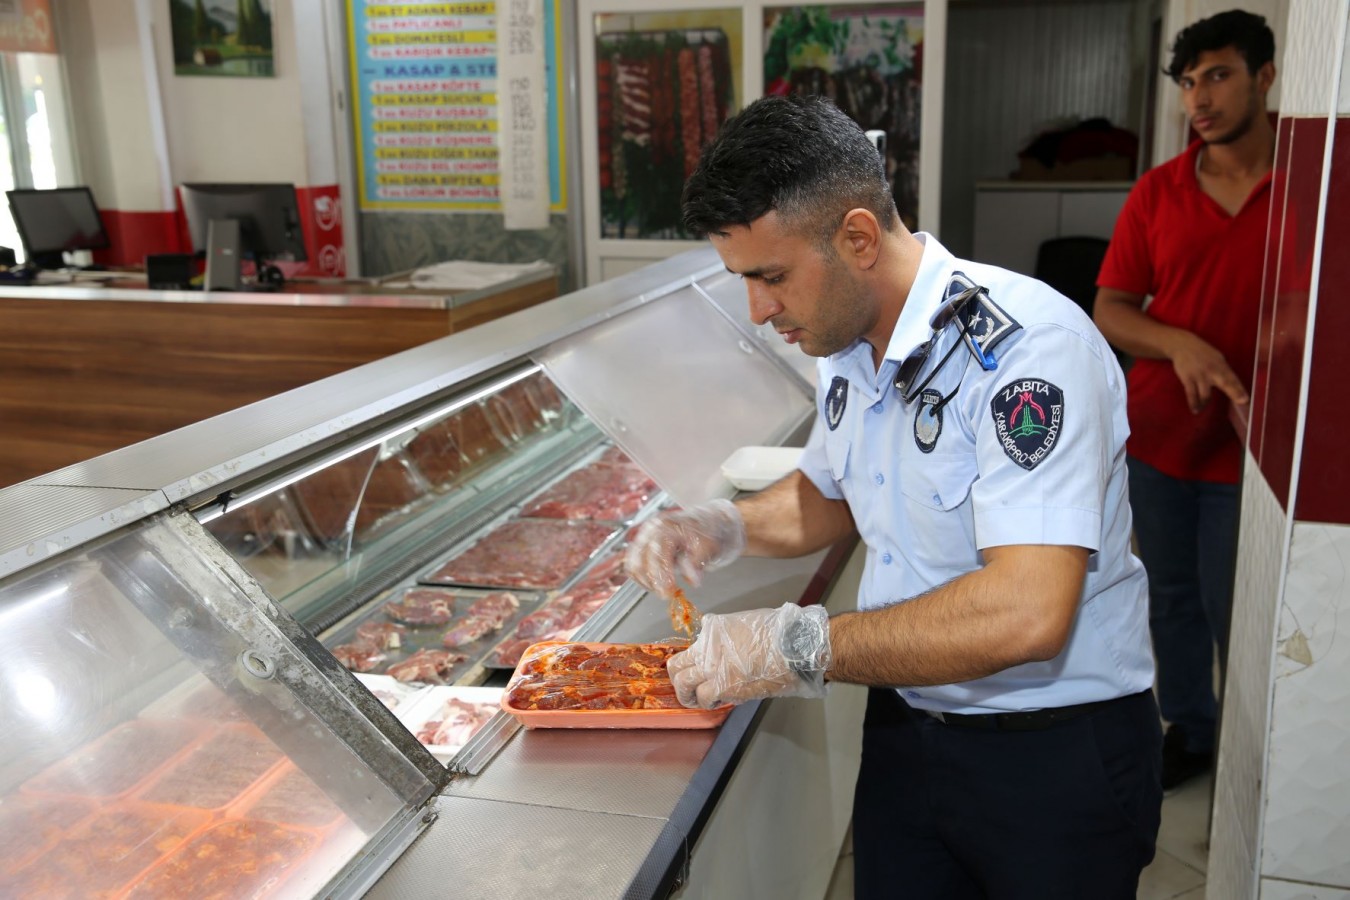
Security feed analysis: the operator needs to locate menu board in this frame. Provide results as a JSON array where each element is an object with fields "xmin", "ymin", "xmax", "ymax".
[{"xmin": 346, "ymin": 1, "xmax": 565, "ymax": 213}]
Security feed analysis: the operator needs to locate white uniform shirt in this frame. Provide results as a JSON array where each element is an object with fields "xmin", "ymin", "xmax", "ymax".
[{"xmin": 799, "ymin": 234, "xmax": 1153, "ymax": 714}]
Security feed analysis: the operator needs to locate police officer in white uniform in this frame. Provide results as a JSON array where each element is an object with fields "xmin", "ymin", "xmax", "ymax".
[{"xmin": 626, "ymin": 96, "xmax": 1163, "ymax": 898}]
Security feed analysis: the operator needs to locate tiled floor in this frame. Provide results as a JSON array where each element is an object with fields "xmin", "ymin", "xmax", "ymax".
[{"xmin": 823, "ymin": 769, "xmax": 1215, "ymax": 899}]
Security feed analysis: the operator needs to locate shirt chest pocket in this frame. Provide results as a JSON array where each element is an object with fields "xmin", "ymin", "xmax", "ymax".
[{"xmin": 898, "ymin": 449, "xmax": 978, "ymax": 512}]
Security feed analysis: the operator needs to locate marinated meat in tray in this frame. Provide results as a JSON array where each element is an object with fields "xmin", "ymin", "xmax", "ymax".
[
  {"xmin": 520, "ymin": 460, "xmax": 659, "ymax": 521},
  {"xmin": 424, "ymin": 519, "xmax": 615, "ymax": 590},
  {"xmin": 140, "ymin": 726, "xmax": 283, "ymax": 811},
  {"xmin": 331, "ymin": 642, "xmax": 386, "ymax": 673},
  {"xmin": 386, "ymin": 648, "xmax": 467, "ymax": 685},
  {"xmin": 0, "ymin": 801, "xmax": 207, "ymax": 899},
  {"xmin": 505, "ymin": 643, "xmax": 687, "ymax": 711},
  {"xmin": 23, "ymin": 719, "xmax": 197, "ymax": 799},
  {"xmin": 125, "ymin": 818, "xmax": 316, "ymax": 900},
  {"xmin": 383, "ymin": 587, "xmax": 458, "ymax": 626},
  {"xmin": 415, "ymin": 697, "xmax": 498, "ymax": 747},
  {"xmin": 441, "ymin": 591, "xmax": 520, "ymax": 648},
  {"xmin": 245, "ymin": 766, "xmax": 344, "ymax": 830},
  {"xmin": 0, "ymin": 795, "xmax": 97, "ymax": 876}
]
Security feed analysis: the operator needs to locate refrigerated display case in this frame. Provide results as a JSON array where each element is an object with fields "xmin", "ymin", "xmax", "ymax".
[{"xmin": 0, "ymin": 248, "xmax": 862, "ymax": 898}]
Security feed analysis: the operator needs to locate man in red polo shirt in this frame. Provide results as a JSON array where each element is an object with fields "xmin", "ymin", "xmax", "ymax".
[{"xmin": 1095, "ymin": 10, "xmax": 1274, "ymax": 790}]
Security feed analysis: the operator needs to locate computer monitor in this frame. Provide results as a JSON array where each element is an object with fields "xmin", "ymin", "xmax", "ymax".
[
  {"xmin": 179, "ymin": 183, "xmax": 308, "ymax": 278},
  {"xmin": 7, "ymin": 187, "xmax": 112, "ymax": 270}
]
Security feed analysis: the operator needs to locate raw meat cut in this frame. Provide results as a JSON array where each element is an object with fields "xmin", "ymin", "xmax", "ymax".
[
  {"xmin": 405, "ymin": 421, "xmax": 465, "ymax": 489},
  {"xmin": 332, "ymin": 642, "xmax": 385, "ymax": 673},
  {"xmin": 440, "ymin": 592, "xmax": 521, "ymax": 648},
  {"xmin": 415, "ymin": 697, "xmax": 498, "ymax": 747},
  {"xmin": 424, "ymin": 519, "xmax": 615, "ymax": 590},
  {"xmin": 384, "ymin": 588, "xmax": 459, "ymax": 626},
  {"xmin": 290, "ymin": 447, "xmax": 428, "ymax": 543},
  {"xmin": 356, "ymin": 621, "xmax": 407, "ymax": 650},
  {"xmin": 386, "ymin": 648, "xmax": 466, "ymax": 685}
]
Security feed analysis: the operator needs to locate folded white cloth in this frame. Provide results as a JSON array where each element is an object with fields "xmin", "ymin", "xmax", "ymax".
[{"xmin": 386, "ymin": 259, "xmax": 552, "ymax": 291}]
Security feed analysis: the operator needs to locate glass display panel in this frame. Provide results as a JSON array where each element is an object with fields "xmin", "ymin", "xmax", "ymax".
[
  {"xmin": 538, "ymin": 286, "xmax": 815, "ymax": 506},
  {"xmin": 204, "ymin": 368, "xmax": 669, "ymax": 761},
  {"xmin": 763, "ymin": 4, "xmax": 925, "ymax": 229},
  {"xmin": 695, "ymin": 268, "xmax": 819, "ymax": 389},
  {"xmin": 0, "ymin": 517, "xmax": 424, "ymax": 900}
]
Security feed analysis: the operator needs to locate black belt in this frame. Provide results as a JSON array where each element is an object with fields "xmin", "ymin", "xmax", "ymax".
[{"xmin": 918, "ymin": 694, "xmax": 1134, "ymax": 732}]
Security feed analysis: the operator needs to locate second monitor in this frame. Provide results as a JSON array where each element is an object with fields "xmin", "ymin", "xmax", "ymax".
[{"xmin": 180, "ymin": 183, "xmax": 307, "ymax": 289}]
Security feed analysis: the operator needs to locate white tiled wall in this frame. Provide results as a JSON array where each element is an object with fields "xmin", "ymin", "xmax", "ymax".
[
  {"xmin": 1261, "ymin": 878, "xmax": 1350, "ymax": 899},
  {"xmin": 1211, "ymin": 455, "xmax": 1289, "ymax": 898},
  {"xmin": 1281, "ymin": 0, "xmax": 1344, "ymax": 115},
  {"xmin": 1262, "ymin": 522, "xmax": 1350, "ymax": 887}
]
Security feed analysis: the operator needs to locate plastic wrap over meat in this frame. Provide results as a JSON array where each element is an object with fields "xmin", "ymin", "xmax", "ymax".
[
  {"xmin": 505, "ymin": 642, "xmax": 690, "ymax": 711},
  {"xmin": 425, "ymin": 519, "xmax": 616, "ymax": 590},
  {"xmin": 289, "ymin": 446, "xmax": 430, "ymax": 544},
  {"xmin": 441, "ymin": 591, "xmax": 520, "ymax": 648},
  {"xmin": 386, "ymin": 648, "xmax": 467, "ymax": 685}
]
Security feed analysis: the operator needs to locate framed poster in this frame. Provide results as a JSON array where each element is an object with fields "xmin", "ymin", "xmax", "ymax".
[
  {"xmin": 764, "ymin": 5, "xmax": 924, "ymax": 230},
  {"xmin": 346, "ymin": 0, "xmax": 567, "ymax": 213},
  {"xmin": 168, "ymin": 0, "xmax": 275, "ymax": 77},
  {"xmin": 592, "ymin": 9, "xmax": 742, "ymax": 240}
]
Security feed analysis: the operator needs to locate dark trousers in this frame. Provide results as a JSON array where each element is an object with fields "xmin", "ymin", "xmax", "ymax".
[
  {"xmin": 1128, "ymin": 456, "xmax": 1240, "ymax": 754},
  {"xmin": 852, "ymin": 688, "xmax": 1162, "ymax": 900}
]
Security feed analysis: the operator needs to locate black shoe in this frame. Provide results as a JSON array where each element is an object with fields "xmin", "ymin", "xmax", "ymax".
[{"xmin": 1161, "ymin": 725, "xmax": 1212, "ymax": 791}]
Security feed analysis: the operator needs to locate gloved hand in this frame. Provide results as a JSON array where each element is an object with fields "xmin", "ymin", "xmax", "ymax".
[
  {"xmin": 667, "ymin": 603, "xmax": 832, "ymax": 709},
  {"xmin": 625, "ymin": 499, "xmax": 747, "ymax": 597}
]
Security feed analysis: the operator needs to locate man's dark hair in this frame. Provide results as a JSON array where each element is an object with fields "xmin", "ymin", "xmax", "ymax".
[
  {"xmin": 1165, "ymin": 10, "xmax": 1275, "ymax": 81},
  {"xmin": 681, "ymin": 95, "xmax": 895, "ymax": 245}
]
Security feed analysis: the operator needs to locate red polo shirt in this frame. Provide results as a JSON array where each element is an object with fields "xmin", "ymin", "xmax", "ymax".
[{"xmin": 1097, "ymin": 140, "xmax": 1270, "ymax": 484}]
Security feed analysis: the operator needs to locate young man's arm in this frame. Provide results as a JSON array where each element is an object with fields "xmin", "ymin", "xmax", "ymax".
[{"xmin": 1094, "ymin": 287, "xmax": 1249, "ymax": 413}]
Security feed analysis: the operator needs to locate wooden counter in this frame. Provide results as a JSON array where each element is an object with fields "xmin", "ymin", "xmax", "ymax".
[{"xmin": 0, "ymin": 271, "xmax": 557, "ymax": 488}]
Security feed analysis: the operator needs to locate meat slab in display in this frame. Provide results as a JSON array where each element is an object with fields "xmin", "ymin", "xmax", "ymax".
[
  {"xmin": 520, "ymin": 459, "xmax": 659, "ymax": 521},
  {"xmin": 492, "ymin": 550, "xmax": 629, "ymax": 667},
  {"xmin": 441, "ymin": 591, "xmax": 520, "ymax": 648},
  {"xmin": 424, "ymin": 519, "xmax": 616, "ymax": 590},
  {"xmin": 22, "ymin": 719, "xmax": 199, "ymax": 800},
  {"xmin": 415, "ymin": 697, "xmax": 498, "ymax": 748},
  {"xmin": 383, "ymin": 587, "xmax": 458, "ymax": 626}
]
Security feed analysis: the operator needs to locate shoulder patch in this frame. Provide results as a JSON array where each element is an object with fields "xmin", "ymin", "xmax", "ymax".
[
  {"xmin": 948, "ymin": 271, "xmax": 1021, "ymax": 370},
  {"xmin": 825, "ymin": 376, "xmax": 849, "ymax": 431},
  {"xmin": 990, "ymin": 378, "xmax": 1063, "ymax": 470}
]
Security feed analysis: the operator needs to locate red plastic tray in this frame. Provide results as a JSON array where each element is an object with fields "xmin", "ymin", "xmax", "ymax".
[
  {"xmin": 22, "ymin": 719, "xmax": 204, "ymax": 801},
  {"xmin": 501, "ymin": 641, "xmax": 732, "ymax": 730},
  {"xmin": 122, "ymin": 818, "xmax": 318, "ymax": 900}
]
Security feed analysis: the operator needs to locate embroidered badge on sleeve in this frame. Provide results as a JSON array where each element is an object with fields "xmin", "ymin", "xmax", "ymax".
[
  {"xmin": 990, "ymin": 379, "xmax": 1064, "ymax": 470},
  {"xmin": 826, "ymin": 376, "xmax": 850, "ymax": 431},
  {"xmin": 914, "ymin": 388, "xmax": 944, "ymax": 453}
]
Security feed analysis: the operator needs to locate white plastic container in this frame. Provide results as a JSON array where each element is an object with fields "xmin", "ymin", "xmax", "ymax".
[{"xmin": 719, "ymin": 446, "xmax": 804, "ymax": 492}]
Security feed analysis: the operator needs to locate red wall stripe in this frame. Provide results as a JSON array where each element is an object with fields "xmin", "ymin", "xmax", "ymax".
[
  {"xmin": 1294, "ymin": 117, "xmax": 1350, "ymax": 525},
  {"xmin": 92, "ymin": 184, "xmax": 346, "ymax": 278},
  {"xmin": 1254, "ymin": 117, "xmax": 1324, "ymax": 512}
]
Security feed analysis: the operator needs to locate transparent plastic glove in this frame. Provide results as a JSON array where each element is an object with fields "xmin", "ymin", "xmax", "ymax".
[
  {"xmin": 625, "ymin": 499, "xmax": 747, "ymax": 597},
  {"xmin": 667, "ymin": 603, "xmax": 831, "ymax": 709}
]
